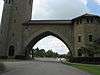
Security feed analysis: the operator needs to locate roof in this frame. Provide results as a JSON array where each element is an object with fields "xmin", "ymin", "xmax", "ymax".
[
  {"xmin": 23, "ymin": 13, "xmax": 100, "ymax": 26},
  {"xmin": 23, "ymin": 20, "xmax": 72, "ymax": 26},
  {"xmin": 72, "ymin": 13, "xmax": 100, "ymax": 21},
  {"xmin": 82, "ymin": 13, "xmax": 99, "ymax": 16}
]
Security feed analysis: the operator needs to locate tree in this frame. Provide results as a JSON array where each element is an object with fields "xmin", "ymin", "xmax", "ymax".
[
  {"xmin": 86, "ymin": 43, "xmax": 100, "ymax": 57},
  {"xmin": 32, "ymin": 48, "xmax": 67, "ymax": 58},
  {"xmin": 32, "ymin": 48, "xmax": 46, "ymax": 57},
  {"xmin": 78, "ymin": 47, "xmax": 88, "ymax": 57},
  {"xmin": 78, "ymin": 43, "xmax": 100, "ymax": 57},
  {"xmin": 38, "ymin": 49, "xmax": 46, "ymax": 57},
  {"xmin": 46, "ymin": 50, "xmax": 54, "ymax": 57}
]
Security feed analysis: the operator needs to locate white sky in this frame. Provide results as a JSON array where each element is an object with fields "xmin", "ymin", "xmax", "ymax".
[
  {"xmin": 33, "ymin": 36, "xmax": 69, "ymax": 54},
  {"xmin": 0, "ymin": 0, "xmax": 4, "ymax": 23},
  {"xmin": 0, "ymin": 0, "xmax": 100, "ymax": 54},
  {"xmin": 32, "ymin": 0, "xmax": 88, "ymax": 20}
]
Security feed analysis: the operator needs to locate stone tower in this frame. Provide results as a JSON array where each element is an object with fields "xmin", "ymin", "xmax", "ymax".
[
  {"xmin": 73, "ymin": 14, "xmax": 100, "ymax": 57},
  {"xmin": 0, "ymin": 0, "xmax": 33, "ymax": 58}
]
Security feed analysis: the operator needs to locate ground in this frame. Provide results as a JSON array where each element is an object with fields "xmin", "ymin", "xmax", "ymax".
[{"xmin": 0, "ymin": 58, "xmax": 91, "ymax": 75}]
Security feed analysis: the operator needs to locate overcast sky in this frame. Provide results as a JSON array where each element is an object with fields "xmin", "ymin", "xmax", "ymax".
[
  {"xmin": 0, "ymin": 0, "xmax": 100, "ymax": 54},
  {"xmin": 32, "ymin": 0, "xmax": 100, "ymax": 19}
]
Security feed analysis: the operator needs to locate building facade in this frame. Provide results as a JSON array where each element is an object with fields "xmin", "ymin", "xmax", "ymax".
[
  {"xmin": 0, "ymin": 0, "xmax": 100, "ymax": 58},
  {"xmin": 73, "ymin": 14, "xmax": 100, "ymax": 57}
]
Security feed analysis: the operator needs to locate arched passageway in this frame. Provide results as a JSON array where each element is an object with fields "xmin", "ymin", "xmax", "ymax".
[
  {"xmin": 33, "ymin": 35, "xmax": 69, "ymax": 55},
  {"xmin": 24, "ymin": 31, "xmax": 73, "ymax": 57}
]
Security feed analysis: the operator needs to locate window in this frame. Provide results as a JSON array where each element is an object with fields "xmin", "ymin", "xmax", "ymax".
[
  {"xmin": 5, "ymin": 0, "xmax": 7, "ymax": 3},
  {"xmin": 12, "ymin": 0, "xmax": 13, "ymax": 3},
  {"xmin": 76, "ymin": 21, "xmax": 79, "ymax": 24},
  {"xmin": 89, "ymin": 35, "xmax": 93, "ymax": 42},
  {"xmin": 78, "ymin": 49, "xmax": 82, "ymax": 56},
  {"xmin": 79, "ymin": 19, "xmax": 82, "ymax": 24},
  {"xmin": 90, "ymin": 18, "xmax": 93, "ymax": 23},
  {"xmin": 87, "ymin": 18, "xmax": 90, "ymax": 23},
  {"xmin": 8, "ymin": 0, "xmax": 10, "ymax": 4},
  {"xmin": 29, "ymin": 0, "xmax": 32, "ymax": 5},
  {"xmin": 9, "ymin": 45, "xmax": 15, "ymax": 56},
  {"xmin": 12, "ymin": 33, "xmax": 14, "ymax": 37},
  {"xmin": 14, "ymin": 19, "xmax": 16, "ymax": 23},
  {"xmin": 15, "ymin": 7, "xmax": 18, "ymax": 10},
  {"xmin": 1, "ymin": 30, "xmax": 2, "ymax": 34},
  {"xmin": 5, "ymin": 0, "xmax": 13, "ymax": 4},
  {"xmin": 78, "ymin": 36, "xmax": 82, "ymax": 42}
]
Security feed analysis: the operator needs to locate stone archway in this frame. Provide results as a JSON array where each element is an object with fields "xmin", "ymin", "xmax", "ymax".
[
  {"xmin": 24, "ymin": 31, "xmax": 73, "ymax": 58},
  {"xmin": 8, "ymin": 45, "xmax": 15, "ymax": 56}
]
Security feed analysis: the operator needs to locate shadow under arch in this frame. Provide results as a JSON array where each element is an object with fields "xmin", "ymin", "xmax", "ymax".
[{"xmin": 25, "ymin": 31, "xmax": 73, "ymax": 57}]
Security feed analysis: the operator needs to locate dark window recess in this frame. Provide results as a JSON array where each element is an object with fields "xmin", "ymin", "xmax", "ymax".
[
  {"xmin": 78, "ymin": 36, "xmax": 82, "ymax": 42},
  {"xmin": 90, "ymin": 18, "xmax": 93, "ymax": 23},
  {"xmin": 79, "ymin": 19, "xmax": 82, "ymax": 24},
  {"xmin": 89, "ymin": 35, "xmax": 93, "ymax": 42},
  {"xmin": 29, "ymin": 0, "xmax": 32, "ymax": 5},
  {"xmin": 12, "ymin": 0, "xmax": 13, "ymax": 3},
  {"xmin": 6, "ymin": 0, "xmax": 13, "ymax": 4},
  {"xmin": 78, "ymin": 49, "xmax": 82, "ymax": 56},
  {"xmin": 76, "ymin": 21, "xmax": 78, "ymax": 24},
  {"xmin": 25, "ymin": 26, "xmax": 28, "ymax": 30},
  {"xmin": 9, "ymin": 45, "xmax": 15, "ymax": 56},
  {"xmin": 87, "ymin": 18, "xmax": 90, "ymax": 23},
  {"xmin": 8, "ymin": 0, "xmax": 10, "ymax": 4},
  {"xmin": 15, "ymin": 7, "xmax": 18, "ymax": 10},
  {"xmin": 12, "ymin": 33, "xmax": 14, "ymax": 37},
  {"xmin": 5, "ymin": 0, "xmax": 7, "ymax": 3},
  {"xmin": 1, "ymin": 30, "xmax": 2, "ymax": 34},
  {"xmin": 14, "ymin": 19, "xmax": 16, "ymax": 23}
]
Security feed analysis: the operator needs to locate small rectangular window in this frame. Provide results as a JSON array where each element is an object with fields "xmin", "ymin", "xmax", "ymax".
[
  {"xmin": 8, "ymin": 0, "xmax": 10, "ymax": 4},
  {"xmin": 89, "ymin": 35, "xmax": 93, "ymax": 42},
  {"xmin": 87, "ymin": 18, "xmax": 89, "ymax": 23},
  {"xmin": 78, "ymin": 36, "xmax": 82, "ymax": 42},
  {"xmin": 14, "ymin": 19, "xmax": 16, "ymax": 23},
  {"xmin": 5, "ymin": 0, "xmax": 7, "ymax": 3}
]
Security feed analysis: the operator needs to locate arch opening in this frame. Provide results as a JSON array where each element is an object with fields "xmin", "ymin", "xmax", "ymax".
[
  {"xmin": 33, "ymin": 35, "xmax": 69, "ymax": 55},
  {"xmin": 8, "ymin": 45, "xmax": 15, "ymax": 56},
  {"xmin": 25, "ymin": 31, "xmax": 73, "ymax": 58}
]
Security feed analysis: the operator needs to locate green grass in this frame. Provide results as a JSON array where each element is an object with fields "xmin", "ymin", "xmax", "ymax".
[{"xmin": 66, "ymin": 63, "xmax": 100, "ymax": 75}]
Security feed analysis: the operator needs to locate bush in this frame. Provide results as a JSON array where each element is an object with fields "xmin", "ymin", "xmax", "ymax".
[{"xmin": 70, "ymin": 57, "xmax": 100, "ymax": 64}]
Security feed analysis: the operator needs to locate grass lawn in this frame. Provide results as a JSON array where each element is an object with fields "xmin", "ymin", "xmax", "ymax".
[{"xmin": 66, "ymin": 62, "xmax": 100, "ymax": 75}]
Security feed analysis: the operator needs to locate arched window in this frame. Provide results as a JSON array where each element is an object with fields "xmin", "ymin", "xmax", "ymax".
[{"xmin": 9, "ymin": 45, "xmax": 15, "ymax": 56}]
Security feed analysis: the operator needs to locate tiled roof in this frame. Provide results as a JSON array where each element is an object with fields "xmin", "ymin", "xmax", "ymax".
[{"xmin": 72, "ymin": 13, "xmax": 100, "ymax": 20}]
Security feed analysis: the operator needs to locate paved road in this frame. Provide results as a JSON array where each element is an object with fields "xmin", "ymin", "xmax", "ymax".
[{"xmin": 1, "ymin": 60, "xmax": 91, "ymax": 75}]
